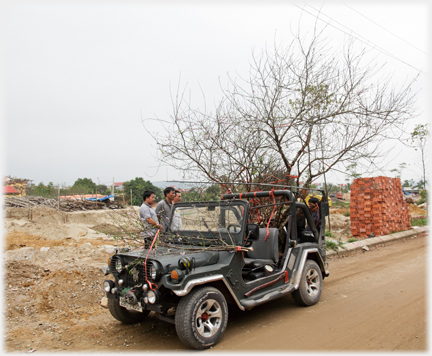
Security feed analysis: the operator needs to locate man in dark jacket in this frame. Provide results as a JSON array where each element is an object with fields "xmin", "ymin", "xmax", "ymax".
[{"xmin": 155, "ymin": 186, "xmax": 176, "ymax": 231}]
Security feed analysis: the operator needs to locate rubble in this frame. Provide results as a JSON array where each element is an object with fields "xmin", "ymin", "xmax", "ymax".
[
  {"xmin": 3, "ymin": 206, "xmax": 122, "ymax": 352},
  {"xmin": 4, "ymin": 196, "xmax": 124, "ymax": 212}
]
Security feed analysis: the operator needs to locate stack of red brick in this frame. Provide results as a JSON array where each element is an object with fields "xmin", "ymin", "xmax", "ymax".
[{"xmin": 350, "ymin": 176, "xmax": 411, "ymax": 238}]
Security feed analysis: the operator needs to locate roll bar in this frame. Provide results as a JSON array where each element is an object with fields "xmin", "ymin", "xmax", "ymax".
[{"xmin": 222, "ymin": 190, "xmax": 294, "ymax": 202}]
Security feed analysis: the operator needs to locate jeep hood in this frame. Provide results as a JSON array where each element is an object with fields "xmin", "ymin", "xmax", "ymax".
[{"xmin": 118, "ymin": 249, "xmax": 220, "ymax": 270}]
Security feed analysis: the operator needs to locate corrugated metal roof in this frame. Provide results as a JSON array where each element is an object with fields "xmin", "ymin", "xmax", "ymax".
[{"xmin": 4, "ymin": 185, "xmax": 19, "ymax": 194}]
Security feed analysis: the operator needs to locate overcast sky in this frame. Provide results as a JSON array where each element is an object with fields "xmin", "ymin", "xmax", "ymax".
[{"xmin": 1, "ymin": 0, "xmax": 429, "ymax": 187}]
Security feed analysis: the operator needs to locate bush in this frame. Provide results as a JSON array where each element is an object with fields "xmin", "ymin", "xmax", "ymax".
[
  {"xmin": 418, "ymin": 190, "xmax": 427, "ymax": 205},
  {"xmin": 343, "ymin": 211, "xmax": 350, "ymax": 217},
  {"xmin": 411, "ymin": 218, "xmax": 428, "ymax": 227},
  {"xmin": 347, "ymin": 238, "xmax": 357, "ymax": 243}
]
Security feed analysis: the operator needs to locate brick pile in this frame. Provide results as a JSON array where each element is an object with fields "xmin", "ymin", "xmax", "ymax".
[{"xmin": 350, "ymin": 176, "xmax": 411, "ymax": 237}]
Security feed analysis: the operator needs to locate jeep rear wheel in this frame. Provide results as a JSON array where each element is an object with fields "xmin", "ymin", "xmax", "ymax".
[
  {"xmin": 292, "ymin": 259, "xmax": 322, "ymax": 306},
  {"xmin": 175, "ymin": 286, "xmax": 228, "ymax": 349},
  {"xmin": 108, "ymin": 298, "xmax": 150, "ymax": 324}
]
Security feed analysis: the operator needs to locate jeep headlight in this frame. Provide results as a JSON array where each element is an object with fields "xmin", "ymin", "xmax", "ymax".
[
  {"xmin": 149, "ymin": 264, "xmax": 157, "ymax": 280},
  {"xmin": 103, "ymin": 280, "xmax": 115, "ymax": 292},
  {"xmin": 115, "ymin": 258, "xmax": 123, "ymax": 273},
  {"xmin": 147, "ymin": 290, "xmax": 159, "ymax": 304},
  {"xmin": 110, "ymin": 256, "xmax": 124, "ymax": 274},
  {"xmin": 147, "ymin": 262, "xmax": 162, "ymax": 282}
]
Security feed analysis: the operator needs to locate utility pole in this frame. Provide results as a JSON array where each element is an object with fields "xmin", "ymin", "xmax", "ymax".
[{"xmin": 323, "ymin": 172, "xmax": 331, "ymax": 232}]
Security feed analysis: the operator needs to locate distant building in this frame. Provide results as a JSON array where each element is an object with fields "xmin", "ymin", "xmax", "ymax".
[
  {"xmin": 403, "ymin": 187, "xmax": 421, "ymax": 195},
  {"xmin": 4, "ymin": 176, "xmax": 30, "ymax": 197},
  {"xmin": 4, "ymin": 185, "xmax": 19, "ymax": 196},
  {"xmin": 113, "ymin": 182, "xmax": 124, "ymax": 191}
]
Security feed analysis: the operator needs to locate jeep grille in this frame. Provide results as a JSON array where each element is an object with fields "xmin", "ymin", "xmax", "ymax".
[{"xmin": 125, "ymin": 261, "xmax": 153, "ymax": 286}]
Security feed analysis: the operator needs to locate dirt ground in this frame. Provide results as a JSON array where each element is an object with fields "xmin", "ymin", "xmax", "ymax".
[{"xmin": 2, "ymin": 205, "xmax": 427, "ymax": 352}]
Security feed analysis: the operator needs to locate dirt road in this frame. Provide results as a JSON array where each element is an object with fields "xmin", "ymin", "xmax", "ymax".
[{"xmin": 5, "ymin": 231, "xmax": 426, "ymax": 352}]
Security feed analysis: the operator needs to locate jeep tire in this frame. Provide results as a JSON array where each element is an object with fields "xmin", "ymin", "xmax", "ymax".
[
  {"xmin": 175, "ymin": 286, "xmax": 228, "ymax": 349},
  {"xmin": 108, "ymin": 298, "xmax": 150, "ymax": 324},
  {"xmin": 292, "ymin": 259, "xmax": 323, "ymax": 306}
]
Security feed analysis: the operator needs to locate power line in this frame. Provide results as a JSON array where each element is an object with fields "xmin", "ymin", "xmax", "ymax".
[
  {"xmin": 290, "ymin": 2, "xmax": 428, "ymax": 77},
  {"xmin": 302, "ymin": 3, "xmax": 428, "ymax": 76},
  {"xmin": 344, "ymin": 3, "xmax": 428, "ymax": 56}
]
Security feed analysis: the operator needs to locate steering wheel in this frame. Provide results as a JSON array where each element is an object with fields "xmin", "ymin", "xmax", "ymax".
[{"xmin": 227, "ymin": 224, "xmax": 241, "ymax": 233}]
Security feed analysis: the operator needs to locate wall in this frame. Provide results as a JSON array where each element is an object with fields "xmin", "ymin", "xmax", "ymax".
[{"xmin": 350, "ymin": 176, "xmax": 411, "ymax": 238}]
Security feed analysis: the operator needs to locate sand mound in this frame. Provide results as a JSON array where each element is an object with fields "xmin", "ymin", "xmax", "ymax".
[
  {"xmin": 328, "ymin": 214, "xmax": 351, "ymax": 230},
  {"xmin": 409, "ymin": 204, "xmax": 427, "ymax": 216},
  {"xmin": 3, "ymin": 207, "xmax": 124, "ymax": 240}
]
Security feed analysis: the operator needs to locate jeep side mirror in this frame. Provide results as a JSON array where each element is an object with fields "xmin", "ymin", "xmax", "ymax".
[{"xmin": 246, "ymin": 224, "xmax": 260, "ymax": 241}]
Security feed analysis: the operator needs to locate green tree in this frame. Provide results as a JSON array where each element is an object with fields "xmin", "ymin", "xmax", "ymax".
[
  {"xmin": 71, "ymin": 178, "xmax": 97, "ymax": 194},
  {"xmin": 122, "ymin": 178, "xmax": 162, "ymax": 206},
  {"xmin": 96, "ymin": 184, "xmax": 108, "ymax": 194},
  {"xmin": 205, "ymin": 184, "xmax": 221, "ymax": 201},
  {"xmin": 181, "ymin": 188, "xmax": 203, "ymax": 202},
  {"xmin": 402, "ymin": 179, "xmax": 415, "ymax": 188},
  {"xmin": 27, "ymin": 182, "xmax": 57, "ymax": 198},
  {"xmin": 411, "ymin": 124, "xmax": 428, "ymax": 191}
]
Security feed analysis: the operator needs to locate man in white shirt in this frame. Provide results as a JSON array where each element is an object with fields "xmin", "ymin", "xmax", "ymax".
[
  {"xmin": 139, "ymin": 190, "xmax": 163, "ymax": 243},
  {"xmin": 171, "ymin": 190, "xmax": 183, "ymax": 231}
]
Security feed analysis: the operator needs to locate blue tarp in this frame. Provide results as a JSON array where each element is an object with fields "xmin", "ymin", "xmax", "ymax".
[
  {"xmin": 86, "ymin": 194, "xmax": 115, "ymax": 201},
  {"xmin": 402, "ymin": 190, "xmax": 413, "ymax": 196}
]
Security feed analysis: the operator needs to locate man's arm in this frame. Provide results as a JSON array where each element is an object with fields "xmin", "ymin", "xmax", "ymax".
[
  {"xmin": 154, "ymin": 201, "xmax": 163, "ymax": 222},
  {"xmin": 147, "ymin": 217, "xmax": 162, "ymax": 230}
]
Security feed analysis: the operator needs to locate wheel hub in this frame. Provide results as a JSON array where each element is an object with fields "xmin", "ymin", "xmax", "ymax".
[
  {"xmin": 305, "ymin": 268, "xmax": 319, "ymax": 296},
  {"xmin": 195, "ymin": 299, "xmax": 222, "ymax": 338}
]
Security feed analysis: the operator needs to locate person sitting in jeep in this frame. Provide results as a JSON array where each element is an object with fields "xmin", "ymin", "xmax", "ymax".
[
  {"xmin": 306, "ymin": 197, "xmax": 320, "ymax": 232},
  {"xmin": 295, "ymin": 196, "xmax": 320, "ymax": 242}
]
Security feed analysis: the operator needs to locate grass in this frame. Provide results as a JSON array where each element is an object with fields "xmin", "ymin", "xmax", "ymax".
[
  {"xmin": 343, "ymin": 211, "xmax": 351, "ymax": 217},
  {"xmin": 325, "ymin": 237, "xmax": 345, "ymax": 252},
  {"xmin": 325, "ymin": 239, "xmax": 339, "ymax": 252},
  {"xmin": 347, "ymin": 238, "xmax": 357, "ymax": 243},
  {"xmin": 411, "ymin": 218, "xmax": 428, "ymax": 227},
  {"xmin": 325, "ymin": 230, "xmax": 335, "ymax": 237},
  {"xmin": 331, "ymin": 200, "xmax": 351, "ymax": 207}
]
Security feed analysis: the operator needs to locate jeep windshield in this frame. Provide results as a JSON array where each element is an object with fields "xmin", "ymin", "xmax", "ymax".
[{"xmin": 163, "ymin": 201, "xmax": 247, "ymax": 247}]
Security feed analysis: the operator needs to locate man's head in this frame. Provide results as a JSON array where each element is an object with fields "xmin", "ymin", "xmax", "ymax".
[
  {"xmin": 164, "ymin": 187, "xmax": 176, "ymax": 202},
  {"xmin": 143, "ymin": 190, "xmax": 156, "ymax": 205},
  {"xmin": 308, "ymin": 197, "xmax": 320, "ymax": 208},
  {"xmin": 173, "ymin": 190, "xmax": 182, "ymax": 204}
]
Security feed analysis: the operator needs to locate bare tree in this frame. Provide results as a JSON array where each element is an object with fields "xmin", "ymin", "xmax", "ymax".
[{"xmin": 144, "ymin": 27, "xmax": 418, "ymax": 192}]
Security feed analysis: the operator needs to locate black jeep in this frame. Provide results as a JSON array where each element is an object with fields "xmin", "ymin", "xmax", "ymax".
[{"xmin": 102, "ymin": 189, "xmax": 329, "ymax": 349}]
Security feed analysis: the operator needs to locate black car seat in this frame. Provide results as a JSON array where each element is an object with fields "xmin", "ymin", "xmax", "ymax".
[{"xmin": 244, "ymin": 228, "xmax": 279, "ymax": 268}]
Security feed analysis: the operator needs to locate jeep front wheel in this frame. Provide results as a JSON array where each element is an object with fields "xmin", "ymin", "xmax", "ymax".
[
  {"xmin": 108, "ymin": 298, "xmax": 150, "ymax": 324},
  {"xmin": 175, "ymin": 286, "xmax": 228, "ymax": 349},
  {"xmin": 292, "ymin": 259, "xmax": 322, "ymax": 306}
]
